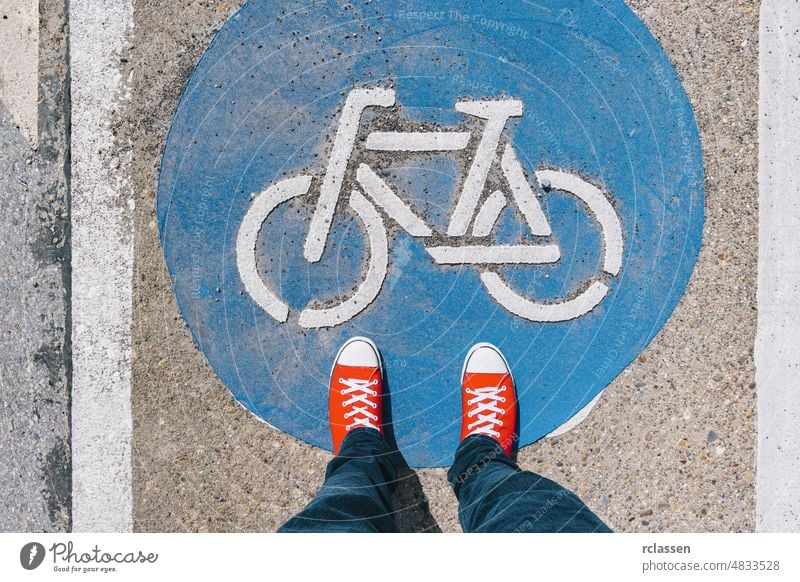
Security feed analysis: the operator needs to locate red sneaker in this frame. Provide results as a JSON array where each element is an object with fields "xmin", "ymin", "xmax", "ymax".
[
  {"xmin": 460, "ymin": 342, "xmax": 518, "ymax": 455},
  {"xmin": 329, "ymin": 337, "xmax": 383, "ymax": 455}
]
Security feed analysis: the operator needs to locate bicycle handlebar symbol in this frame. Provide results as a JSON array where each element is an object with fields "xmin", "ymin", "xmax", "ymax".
[{"xmin": 236, "ymin": 86, "xmax": 623, "ymax": 329}]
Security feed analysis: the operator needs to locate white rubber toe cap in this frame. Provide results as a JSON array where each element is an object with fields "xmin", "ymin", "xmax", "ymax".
[
  {"xmin": 464, "ymin": 342, "xmax": 510, "ymax": 375},
  {"xmin": 336, "ymin": 336, "xmax": 380, "ymax": 367}
]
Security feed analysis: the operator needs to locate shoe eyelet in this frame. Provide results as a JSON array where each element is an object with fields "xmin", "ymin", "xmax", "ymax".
[{"xmin": 500, "ymin": 397, "xmax": 506, "ymax": 403}]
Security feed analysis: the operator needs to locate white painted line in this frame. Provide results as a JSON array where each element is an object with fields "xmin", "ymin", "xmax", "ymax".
[
  {"xmin": 299, "ymin": 190, "xmax": 388, "ymax": 329},
  {"xmin": 237, "ymin": 175, "xmax": 313, "ymax": 323},
  {"xmin": 0, "ymin": 0, "xmax": 39, "ymax": 147},
  {"xmin": 536, "ymin": 169, "xmax": 623, "ymax": 276},
  {"xmin": 365, "ymin": 131, "xmax": 471, "ymax": 151},
  {"xmin": 448, "ymin": 99, "xmax": 523, "ymax": 236},
  {"xmin": 70, "ymin": 0, "xmax": 134, "ymax": 532},
  {"xmin": 756, "ymin": 0, "xmax": 800, "ymax": 533},
  {"xmin": 455, "ymin": 99, "xmax": 524, "ymax": 120},
  {"xmin": 357, "ymin": 163, "xmax": 432, "ymax": 236},
  {"xmin": 304, "ymin": 87, "xmax": 395, "ymax": 263},
  {"xmin": 480, "ymin": 276, "xmax": 609, "ymax": 323},
  {"xmin": 501, "ymin": 145, "xmax": 552, "ymax": 236},
  {"xmin": 426, "ymin": 244, "xmax": 560, "ymax": 265},
  {"xmin": 472, "ymin": 190, "xmax": 507, "ymax": 237}
]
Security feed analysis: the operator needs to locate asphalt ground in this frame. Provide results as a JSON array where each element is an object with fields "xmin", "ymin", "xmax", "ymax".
[{"xmin": 0, "ymin": 0, "xmax": 70, "ymax": 533}]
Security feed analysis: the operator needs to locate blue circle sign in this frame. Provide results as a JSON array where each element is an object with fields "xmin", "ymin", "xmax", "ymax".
[{"xmin": 158, "ymin": 0, "xmax": 703, "ymax": 467}]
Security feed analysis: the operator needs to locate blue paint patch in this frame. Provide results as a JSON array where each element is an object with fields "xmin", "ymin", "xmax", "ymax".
[{"xmin": 158, "ymin": 0, "xmax": 704, "ymax": 467}]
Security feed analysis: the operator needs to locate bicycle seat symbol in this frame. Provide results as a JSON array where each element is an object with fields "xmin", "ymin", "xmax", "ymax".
[{"xmin": 236, "ymin": 86, "xmax": 624, "ymax": 329}]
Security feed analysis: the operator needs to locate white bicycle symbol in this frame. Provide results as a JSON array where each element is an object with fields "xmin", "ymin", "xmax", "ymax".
[{"xmin": 237, "ymin": 87, "xmax": 623, "ymax": 329}]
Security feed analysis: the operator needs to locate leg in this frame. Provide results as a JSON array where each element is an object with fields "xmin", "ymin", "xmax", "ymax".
[
  {"xmin": 452, "ymin": 342, "xmax": 611, "ymax": 533},
  {"xmin": 280, "ymin": 336, "xmax": 397, "ymax": 532},
  {"xmin": 279, "ymin": 428, "xmax": 400, "ymax": 532},
  {"xmin": 448, "ymin": 434, "xmax": 612, "ymax": 532}
]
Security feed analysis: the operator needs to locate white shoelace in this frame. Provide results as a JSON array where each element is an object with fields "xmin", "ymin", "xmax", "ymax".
[
  {"xmin": 466, "ymin": 385, "xmax": 508, "ymax": 438},
  {"xmin": 339, "ymin": 377, "xmax": 379, "ymax": 431}
]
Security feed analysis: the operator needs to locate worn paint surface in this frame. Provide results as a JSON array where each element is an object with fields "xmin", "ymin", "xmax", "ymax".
[
  {"xmin": 0, "ymin": 0, "xmax": 71, "ymax": 532},
  {"xmin": 0, "ymin": 0, "xmax": 39, "ymax": 147},
  {"xmin": 757, "ymin": 0, "xmax": 800, "ymax": 532},
  {"xmin": 157, "ymin": 0, "xmax": 703, "ymax": 467},
  {"xmin": 69, "ymin": 0, "xmax": 134, "ymax": 532}
]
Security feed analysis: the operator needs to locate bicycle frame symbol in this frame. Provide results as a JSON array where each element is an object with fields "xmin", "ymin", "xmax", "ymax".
[{"xmin": 236, "ymin": 87, "xmax": 623, "ymax": 329}]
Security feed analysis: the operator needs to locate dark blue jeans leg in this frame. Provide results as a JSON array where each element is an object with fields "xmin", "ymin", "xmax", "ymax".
[
  {"xmin": 279, "ymin": 428, "xmax": 400, "ymax": 532},
  {"xmin": 447, "ymin": 435, "xmax": 612, "ymax": 533}
]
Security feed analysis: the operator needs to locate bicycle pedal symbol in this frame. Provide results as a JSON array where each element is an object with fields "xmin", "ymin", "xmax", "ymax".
[{"xmin": 237, "ymin": 86, "xmax": 623, "ymax": 328}]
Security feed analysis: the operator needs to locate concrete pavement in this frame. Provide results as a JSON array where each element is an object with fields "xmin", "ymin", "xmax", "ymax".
[
  {"xmin": 130, "ymin": 0, "xmax": 759, "ymax": 532},
  {"xmin": 3, "ymin": 0, "xmax": 799, "ymax": 534}
]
